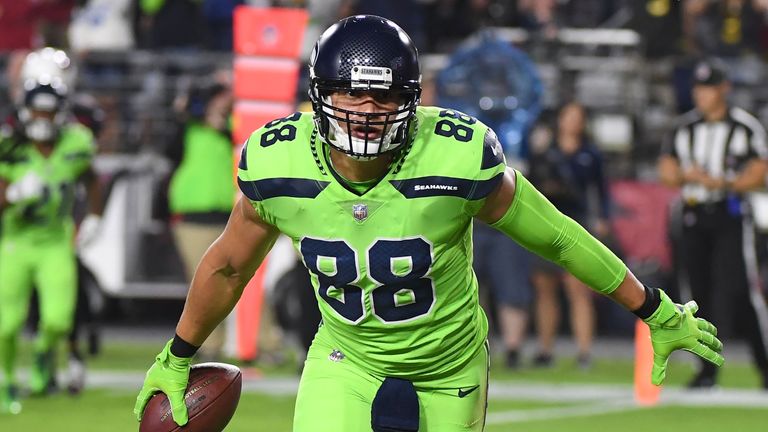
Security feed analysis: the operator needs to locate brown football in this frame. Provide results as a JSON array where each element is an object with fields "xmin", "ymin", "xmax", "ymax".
[{"xmin": 139, "ymin": 362, "xmax": 242, "ymax": 432}]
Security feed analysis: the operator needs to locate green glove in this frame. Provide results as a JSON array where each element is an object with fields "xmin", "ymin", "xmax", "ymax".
[
  {"xmin": 645, "ymin": 290, "xmax": 724, "ymax": 385},
  {"xmin": 134, "ymin": 339, "xmax": 192, "ymax": 426}
]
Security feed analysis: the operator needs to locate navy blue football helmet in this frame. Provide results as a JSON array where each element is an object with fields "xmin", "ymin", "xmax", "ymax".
[{"xmin": 309, "ymin": 15, "xmax": 422, "ymax": 158}]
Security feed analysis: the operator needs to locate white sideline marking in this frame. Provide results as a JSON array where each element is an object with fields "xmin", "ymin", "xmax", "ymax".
[
  {"xmin": 488, "ymin": 381, "xmax": 631, "ymax": 402},
  {"xmin": 486, "ymin": 399, "xmax": 639, "ymax": 425},
  {"xmin": 485, "ymin": 390, "xmax": 768, "ymax": 426},
  {"xmin": 661, "ymin": 388, "xmax": 768, "ymax": 407},
  {"xmin": 35, "ymin": 371, "xmax": 768, "ymax": 408}
]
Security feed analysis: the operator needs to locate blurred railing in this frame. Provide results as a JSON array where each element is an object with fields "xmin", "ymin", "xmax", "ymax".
[
  {"xmin": 1, "ymin": 28, "xmax": 767, "ymax": 171},
  {"xmin": 1, "ymin": 50, "xmax": 233, "ymax": 155},
  {"xmin": 76, "ymin": 50, "xmax": 233, "ymax": 154}
]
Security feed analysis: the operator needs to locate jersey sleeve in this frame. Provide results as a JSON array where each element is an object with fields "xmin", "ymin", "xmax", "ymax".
[
  {"xmin": 660, "ymin": 129, "xmax": 679, "ymax": 159},
  {"xmin": 411, "ymin": 107, "xmax": 509, "ymax": 216},
  {"xmin": 236, "ymin": 133, "xmax": 274, "ymax": 225},
  {"xmin": 479, "ymin": 127, "xmax": 507, "ymax": 177},
  {"xmin": 235, "ymin": 112, "xmax": 309, "ymax": 226},
  {"xmin": 746, "ymin": 119, "xmax": 768, "ymax": 160},
  {"xmin": 60, "ymin": 124, "xmax": 96, "ymax": 177},
  {"xmin": 464, "ymin": 125, "xmax": 507, "ymax": 216},
  {"xmin": 0, "ymin": 162, "xmax": 10, "ymax": 182}
]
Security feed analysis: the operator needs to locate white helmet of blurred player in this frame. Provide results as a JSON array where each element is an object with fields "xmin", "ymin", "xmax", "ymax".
[
  {"xmin": 19, "ymin": 47, "xmax": 76, "ymax": 98},
  {"xmin": 18, "ymin": 82, "xmax": 69, "ymax": 143}
]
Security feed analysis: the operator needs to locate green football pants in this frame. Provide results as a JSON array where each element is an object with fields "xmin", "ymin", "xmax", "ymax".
[
  {"xmin": 293, "ymin": 325, "xmax": 489, "ymax": 431},
  {"xmin": 0, "ymin": 239, "xmax": 77, "ymax": 383}
]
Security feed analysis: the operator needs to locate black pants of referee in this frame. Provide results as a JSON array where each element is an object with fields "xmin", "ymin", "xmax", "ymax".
[{"xmin": 680, "ymin": 201, "xmax": 768, "ymax": 384}]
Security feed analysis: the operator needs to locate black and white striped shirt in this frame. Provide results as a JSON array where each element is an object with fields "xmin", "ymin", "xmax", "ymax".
[{"xmin": 663, "ymin": 107, "xmax": 768, "ymax": 203}]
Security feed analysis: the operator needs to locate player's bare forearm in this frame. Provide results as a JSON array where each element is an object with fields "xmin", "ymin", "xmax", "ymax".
[
  {"xmin": 657, "ymin": 155, "xmax": 684, "ymax": 188},
  {"xmin": 475, "ymin": 167, "xmax": 517, "ymax": 223},
  {"xmin": 175, "ymin": 244, "xmax": 250, "ymax": 346},
  {"xmin": 606, "ymin": 271, "xmax": 646, "ymax": 311},
  {"xmin": 83, "ymin": 167, "xmax": 104, "ymax": 216},
  {"xmin": 0, "ymin": 179, "xmax": 7, "ymax": 210},
  {"xmin": 175, "ymin": 197, "xmax": 279, "ymax": 346},
  {"xmin": 729, "ymin": 159, "xmax": 768, "ymax": 193}
]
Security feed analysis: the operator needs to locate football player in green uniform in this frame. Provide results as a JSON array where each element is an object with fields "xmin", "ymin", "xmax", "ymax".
[
  {"xmin": 135, "ymin": 16, "xmax": 724, "ymax": 431},
  {"xmin": 0, "ymin": 81, "xmax": 97, "ymax": 414}
]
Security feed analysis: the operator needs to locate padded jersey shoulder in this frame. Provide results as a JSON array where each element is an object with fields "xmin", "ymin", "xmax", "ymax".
[
  {"xmin": 395, "ymin": 106, "xmax": 506, "ymax": 196},
  {"xmin": 237, "ymin": 112, "xmax": 320, "ymax": 182}
]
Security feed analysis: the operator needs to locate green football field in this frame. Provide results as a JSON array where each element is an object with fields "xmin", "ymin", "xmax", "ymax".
[
  {"xmin": 1, "ymin": 340, "xmax": 766, "ymax": 431},
  {"xmin": 3, "ymin": 390, "xmax": 766, "ymax": 432}
]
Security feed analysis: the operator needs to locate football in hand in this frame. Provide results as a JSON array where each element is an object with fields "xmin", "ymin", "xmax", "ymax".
[{"xmin": 139, "ymin": 362, "xmax": 242, "ymax": 432}]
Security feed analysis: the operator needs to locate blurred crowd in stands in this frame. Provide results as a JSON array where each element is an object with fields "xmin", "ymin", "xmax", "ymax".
[
  {"xmin": 3, "ymin": 1, "xmax": 768, "ymax": 57},
  {"xmin": 2, "ymin": 0, "xmax": 768, "ymax": 156}
]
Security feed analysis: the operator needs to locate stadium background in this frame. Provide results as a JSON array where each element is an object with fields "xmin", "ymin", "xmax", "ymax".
[{"xmin": 1, "ymin": 0, "xmax": 768, "ymax": 430}]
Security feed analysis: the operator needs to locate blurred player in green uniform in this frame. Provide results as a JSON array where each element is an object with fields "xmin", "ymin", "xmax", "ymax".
[
  {"xmin": 135, "ymin": 16, "xmax": 724, "ymax": 431},
  {"xmin": 0, "ymin": 72, "xmax": 98, "ymax": 413}
]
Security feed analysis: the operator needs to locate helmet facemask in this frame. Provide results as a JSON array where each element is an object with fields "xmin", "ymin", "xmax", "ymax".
[
  {"xmin": 18, "ymin": 83, "xmax": 68, "ymax": 143},
  {"xmin": 311, "ymin": 81, "xmax": 420, "ymax": 159},
  {"xmin": 21, "ymin": 115, "xmax": 60, "ymax": 142},
  {"xmin": 308, "ymin": 15, "xmax": 422, "ymax": 159}
]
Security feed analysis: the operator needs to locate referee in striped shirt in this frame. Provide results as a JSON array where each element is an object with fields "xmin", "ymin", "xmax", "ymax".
[{"xmin": 658, "ymin": 59, "xmax": 768, "ymax": 389}]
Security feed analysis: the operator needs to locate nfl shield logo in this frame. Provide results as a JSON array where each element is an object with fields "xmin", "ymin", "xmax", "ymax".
[{"xmin": 352, "ymin": 204, "xmax": 368, "ymax": 222}]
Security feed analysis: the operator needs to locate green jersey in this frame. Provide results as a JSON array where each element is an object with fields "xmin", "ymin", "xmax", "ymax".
[
  {"xmin": 0, "ymin": 124, "xmax": 95, "ymax": 243},
  {"xmin": 169, "ymin": 122, "xmax": 235, "ymax": 214},
  {"xmin": 237, "ymin": 107, "xmax": 506, "ymax": 380}
]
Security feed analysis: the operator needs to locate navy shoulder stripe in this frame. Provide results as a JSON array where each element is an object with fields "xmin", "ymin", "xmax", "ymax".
[
  {"xmin": 481, "ymin": 128, "xmax": 505, "ymax": 169},
  {"xmin": 238, "ymin": 140, "xmax": 248, "ymax": 170},
  {"xmin": 238, "ymin": 177, "xmax": 330, "ymax": 201},
  {"xmin": 468, "ymin": 173, "xmax": 504, "ymax": 199},
  {"xmin": 64, "ymin": 151, "xmax": 93, "ymax": 161},
  {"xmin": 390, "ymin": 173, "xmax": 503, "ymax": 199}
]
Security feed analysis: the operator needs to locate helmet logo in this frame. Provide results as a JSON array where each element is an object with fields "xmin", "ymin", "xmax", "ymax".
[
  {"xmin": 329, "ymin": 349, "xmax": 346, "ymax": 362},
  {"xmin": 352, "ymin": 204, "xmax": 368, "ymax": 222},
  {"xmin": 695, "ymin": 64, "xmax": 711, "ymax": 82},
  {"xmin": 351, "ymin": 66, "xmax": 392, "ymax": 89}
]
